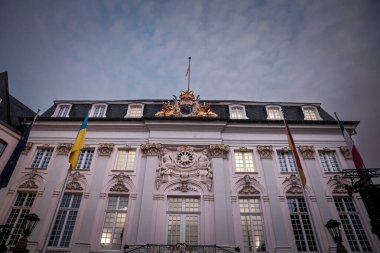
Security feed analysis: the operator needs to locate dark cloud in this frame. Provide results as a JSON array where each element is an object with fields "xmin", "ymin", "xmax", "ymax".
[{"xmin": 0, "ymin": 0, "xmax": 379, "ymax": 166}]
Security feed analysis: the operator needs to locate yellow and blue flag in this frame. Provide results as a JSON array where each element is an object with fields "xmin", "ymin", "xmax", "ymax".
[{"xmin": 69, "ymin": 114, "xmax": 89, "ymax": 170}]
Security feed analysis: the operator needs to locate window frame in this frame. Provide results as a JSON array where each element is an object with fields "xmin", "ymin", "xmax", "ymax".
[
  {"xmin": 301, "ymin": 106, "xmax": 321, "ymax": 121},
  {"xmin": 276, "ymin": 150, "xmax": 296, "ymax": 173},
  {"xmin": 0, "ymin": 139, "xmax": 7, "ymax": 157},
  {"xmin": 76, "ymin": 149, "xmax": 95, "ymax": 171},
  {"xmin": 266, "ymin": 105, "xmax": 283, "ymax": 120},
  {"xmin": 52, "ymin": 104, "xmax": 72, "ymax": 118},
  {"xmin": 234, "ymin": 150, "xmax": 256, "ymax": 173},
  {"xmin": 125, "ymin": 104, "xmax": 144, "ymax": 118},
  {"xmin": 100, "ymin": 195, "xmax": 129, "ymax": 250},
  {"xmin": 90, "ymin": 104, "xmax": 108, "ymax": 118},
  {"xmin": 318, "ymin": 150, "xmax": 341, "ymax": 173},
  {"xmin": 166, "ymin": 197, "xmax": 200, "ymax": 245},
  {"xmin": 113, "ymin": 149, "xmax": 136, "ymax": 172},
  {"xmin": 31, "ymin": 147, "xmax": 54, "ymax": 169},
  {"xmin": 229, "ymin": 105, "xmax": 248, "ymax": 119}
]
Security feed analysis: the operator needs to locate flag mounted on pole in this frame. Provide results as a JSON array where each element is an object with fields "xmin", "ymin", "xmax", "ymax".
[
  {"xmin": 0, "ymin": 112, "xmax": 39, "ymax": 188},
  {"xmin": 69, "ymin": 114, "xmax": 89, "ymax": 170},
  {"xmin": 284, "ymin": 120, "xmax": 307, "ymax": 187},
  {"xmin": 334, "ymin": 112, "xmax": 365, "ymax": 170},
  {"xmin": 186, "ymin": 57, "xmax": 191, "ymax": 91}
]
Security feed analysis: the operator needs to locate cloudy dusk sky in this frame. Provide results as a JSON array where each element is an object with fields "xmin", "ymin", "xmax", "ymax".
[{"xmin": 1, "ymin": 0, "xmax": 379, "ymax": 167}]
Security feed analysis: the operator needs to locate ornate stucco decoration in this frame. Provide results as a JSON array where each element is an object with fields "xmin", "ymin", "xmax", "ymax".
[
  {"xmin": 22, "ymin": 142, "xmax": 33, "ymax": 155},
  {"xmin": 299, "ymin": 145, "xmax": 315, "ymax": 159},
  {"xmin": 327, "ymin": 175, "xmax": 348, "ymax": 194},
  {"xmin": 56, "ymin": 143, "xmax": 72, "ymax": 156},
  {"xmin": 283, "ymin": 174, "xmax": 303, "ymax": 194},
  {"xmin": 155, "ymin": 146, "xmax": 213, "ymax": 191},
  {"xmin": 110, "ymin": 173, "xmax": 130, "ymax": 192},
  {"xmin": 140, "ymin": 143, "xmax": 162, "ymax": 156},
  {"xmin": 155, "ymin": 90, "xmax": 218, "ymax": 118},
  {"xmin": 97, "ymin": 143, "xmax": 115, "ymax": 157},
  {"xmin": 209, "ymin": 144, "xmax": 229, "ymax": 158},
  {"xmin": 340, "ymin": 146, "xmax": 352, "ymax": 160},
  {"xmin": 19, "ymin": 169, "xmax": 42, "ymax": 189},
  {"xmin": 257, "ymin": 145, "xmax": 273, "ymax": 159},
  {"xmin": 236, "ymin": 146, "xmax": 248, "ymax": 152},
  {"xmin": 237, "ymin": 175, "xmax": 260, "ymax": 194},
  {"xmin": 279, "ymin": 147, "xmax": 291, "ymax": 152},
  {"xmin": 66, "ymin": 171, "xmax": 85, "ymax": 191}
]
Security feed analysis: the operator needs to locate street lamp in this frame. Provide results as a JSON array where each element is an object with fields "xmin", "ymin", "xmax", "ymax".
[
  {"xmin": 12, "ymin": 213, "xmax": 40, "ymax": 253},
  {"xmin": 325, "ymin": 219, "xmax": 348, "ymax": 253}
]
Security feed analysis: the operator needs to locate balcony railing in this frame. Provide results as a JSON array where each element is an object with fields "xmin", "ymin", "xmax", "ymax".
[{"xmin": 123, "ymin": 243, "xmax": 240, "ymax": 253}]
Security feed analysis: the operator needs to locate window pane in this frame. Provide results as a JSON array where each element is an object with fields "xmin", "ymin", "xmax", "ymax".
[
  {"xmin": 267, "ymin": 107, "xmax": 282, "ymax": 120},
  {"xmin": 231, "ymin": 106, "xmax": 245, "ymax": 119},
  {"xmin": 278, "ymin": 151, "xmax": 296, "ymax": 172},
  {"xmin": 128, "ymin": 105, "xmax": 143, "ymax": 118},
  {"xmin": 76, "ymin": 150, "xmax": 94, "ymax": 170},
  {"xmin": 115, "ymin": 150, "xmax": 136, "ymax": 171},
  {"xmin": 235, "ymin": 151, "xmax": 255, "ymax": 172},
  {"xmin": 32, "ymin": 148, "xmax": 53, "ymax": 168},
  {"xmin": 319, "ymin": 151, "xmax": 340, "ymax": 172},
  {"xmin": 304, "ymin": 108, "xmax": 318, "ymax": 120}
]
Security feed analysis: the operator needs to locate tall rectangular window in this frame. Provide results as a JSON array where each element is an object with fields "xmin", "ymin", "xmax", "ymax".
[
  {"xmin": 334, "ymin": 197, "xmax": 372, "ymax": 252},
  {"xmin": 319, "ymin": 151, "xmax": 341, "ymax": 172},
  {"xmin": 235, "ymin": 151, "xmax": 255, "ymax": 172},
  {"xmin": 100, "ymin": 196, "xmax": 128, "ymax": 249},
  {"xmin": 92, "ymin": 105, "xmax": 106, "ymax": 118},
  {"xmin": 239, "ymin": 198, "xmax": 266, "ymax": 252},
  {"xmin": 167, "ymin": 197, "xmax": 199, "ymax": 245},
  {"xmin": 76, "ymin": 149, "xmax": 94, "ymax": 170},
  {"xmin": 56, "ymin": 105, "xmax": 71, "ymax": 117},
  {"xmin": 48, "ymin": 194, "xmax": 82, "ymax": 248},
  {"xmin": 31, "ymin": 148, "xmax": 53, "ymax": 169},
  {"xmin": 114, "ymin": 150, "xmax": 136, "ymax": 171},
  {"xmin": 278, "ymin": 151, "xmax": 296, "ymax": 172},
  {"xmin": 1, "ymin": 193, "xmax": 36, "ymax": 246},
  {"xmin": 287, "ymin": 198, "xmax": 318, "ymax": 252}
]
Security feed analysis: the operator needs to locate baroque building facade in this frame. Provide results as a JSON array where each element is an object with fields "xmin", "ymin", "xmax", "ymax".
[{"xmin": 0, "ymin": 90, "xmax": 379, "ymax": 253}]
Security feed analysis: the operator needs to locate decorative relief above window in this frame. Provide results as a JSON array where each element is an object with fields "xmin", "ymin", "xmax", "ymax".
[
  {"xmin": 283, "ymin": 174, "xmax": 303, "ymax": 194},
  {"xmin": 299, "ymin": 145, "xmax": 315, "ymax": 160},
  {"xmin": 22, "ymin": 142, "xmax": 33, "ymax": 155},
  {"xmin": 339, "ymin": 146, "xmax": 352, "ymax": 160},
  {"xmin": 155, "ymin": 90, "xmax": 217, "ymax": 118},
  {"xmin": 97, "ymin": 143, "xmax": 114, "ymax": 157},
  {"xmin": 257, "ymin": 145, "xmax": 273, "ymax": 159},
  {"xmin": 56, "ymin": 143, "xmax": 72, "ymax": 156}
]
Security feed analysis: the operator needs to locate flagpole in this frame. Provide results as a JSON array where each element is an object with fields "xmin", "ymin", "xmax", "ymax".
[
  {"xmin": 282, "ymin": 113, "xmax": 322, "ymax": 250},
  {"xmin": 187, "ymin": 57, "xmax": 191, "ymax": 91},
  {"xmin": 41, "ymin": 166, "xmax": 72, "ymax": 253}
]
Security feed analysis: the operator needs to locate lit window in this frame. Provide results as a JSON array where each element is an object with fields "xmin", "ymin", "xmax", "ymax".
[
  {"xmin": 114, "ymin": 150, "xmax": 136, "ymax": 171},
  {"xmin": 235, "ymin": 151, "xmax": 255, "ymax": 172},
  {"xmin": 239, "ymin": 198, "xmax": 266, "ymax": 252},
  {"xmin": 91, "ymin": 104, "xmax": 107, "ymax": 118},
  {"xmin": 287, "ymin": 198, "xmax": 318, "ymax": 252},
  {"xmin": 126, "ymin": 104, "xmax": 143, "ymax": 118},
  {"xmin": 0, "ymin": 139, "xmax": 7, "ymax": 156},
  {"xmin": 266, "ymin": 106, "xmax": 283, "ymax": 120},
  {"xmin": 319, "ymin": 151, "xmax": 341, "ymax": 172},
  {"xmin": 2, "ymin": 192, "xmax": 36, "ymax": 246},
  {"xmin": 55, "ymin": 104, "xmax": 71, "ymax": 117},
  {"xmin": 167, "ymin": 197, "xmax": 199, "ymax": 245},
  {"xmin": 31, "ymin": 148, "xmax": 53, "ymax": 169},
  {"xmin": 334, "ymin": 197, "xmax": 372, "ymax": 252},
  {"xmin": 48, "ymin": 194, "xmax": 82, "ymax": 248},
  {"xmin": 229, "ymin": 105, "xmax": 246, "ymax": 119},
  {"xmin": 302, "ymin": 107, "xmax": 320, "ymax": 120},
  {"xmin": 277, "ymin": 151, "xmax": 296, "ymax": 172},
  {"xmin": 100, "ymin": 196, "xmax": 128, "ymax": 250},
  {"xmin": 76, "ymin": 149, "xmax": 94, "ymax": 170}
]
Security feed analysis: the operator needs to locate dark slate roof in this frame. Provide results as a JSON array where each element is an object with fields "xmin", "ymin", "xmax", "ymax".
[{"xmin": 38, "ymin": 100, "xmax": 349, "ymax": 126}]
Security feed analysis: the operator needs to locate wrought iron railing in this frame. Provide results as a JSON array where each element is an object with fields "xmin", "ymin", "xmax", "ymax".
[{"xmin": 123, "ymin": 243, "xmax": 240, "ymax": 253}]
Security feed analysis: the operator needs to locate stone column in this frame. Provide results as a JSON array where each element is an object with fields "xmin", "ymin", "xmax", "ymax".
[
  {"xmin": 209, "ymin": 144, "xmax": 234, "ymax": 246},
  {"xmin": 298, "ymin": 145, "xmax": 331, "ymax": 251},
  {"xmin": 258, "ymin": 145, "xmax": 293, "ymax": 253},
  {"xmin": 135, "ymin": 143, "xmax": 162, "ymax": 244}
]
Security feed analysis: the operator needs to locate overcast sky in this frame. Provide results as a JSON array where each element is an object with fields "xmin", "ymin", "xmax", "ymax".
[{"xmin": 0, "ymin": 0, "xmax": 379, "ymax": 167}]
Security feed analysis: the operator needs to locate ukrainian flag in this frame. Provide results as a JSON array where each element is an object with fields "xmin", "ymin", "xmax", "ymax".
[{"xmin": 69, "ymin": 114, "xmax": 89, "ymax": 170}]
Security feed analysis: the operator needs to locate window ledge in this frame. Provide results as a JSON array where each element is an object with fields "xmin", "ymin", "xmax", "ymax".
[
  {"xmin": 235, "ymin": 171, "xmax": 258, "ymax": 174},
  {"xmin": 324, "ymin": 171, "xmax": 342, "ymax": 174},
  {"xmin": 25, "ymin": 167, "xmax": 47, "ymax": 170}
]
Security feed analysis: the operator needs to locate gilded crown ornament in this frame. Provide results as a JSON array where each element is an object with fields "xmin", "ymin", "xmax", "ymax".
[{"xmin": 155, "ymin": 90, "xmax": 218, "ymax": 118}]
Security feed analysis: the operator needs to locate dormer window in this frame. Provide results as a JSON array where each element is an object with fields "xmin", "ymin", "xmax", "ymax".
[
  {"xmin": 302, "ymin": 106, "xmax": 321, "ymax": 120},
  {"xmin": 229, "ymin": 105, "xmax": 247, "ymax": 119},
  {"xmin": 90, "ymin": 104, "xmax": 107, "ymax": 118},
  {"xmin": 126, "ymin": 104, "xmax": 144, "ymax": 118},
  {"xmin": 53, "ymin": 104, "xmax": 71, "ymax": 117},
  {"xmin": 266, "ymin": 106, "xmax": 283, "ymax": 120}
]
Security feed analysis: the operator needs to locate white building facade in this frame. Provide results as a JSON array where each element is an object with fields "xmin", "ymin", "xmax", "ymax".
[{"xmin": 0, "ymin": 90, "xmax": 378, "ymax": 253}]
